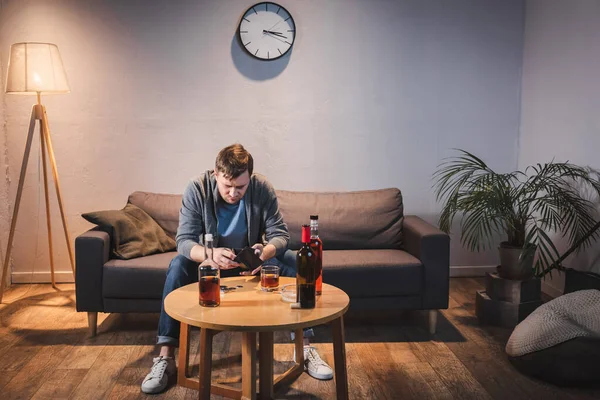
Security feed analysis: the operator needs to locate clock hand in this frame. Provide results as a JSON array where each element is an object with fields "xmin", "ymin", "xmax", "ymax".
[
  {"xmin": 264, "ymin": 33, "xmax": 287, "ymax": 43},
  {"xmin": 263, "ymin": 30, "xmax": 287, "ymax": 38},
  {"xmin": 264, "ymin": 16, "xmax": 290, "ymax": 33},
  {"xmin": 265, "ymin": 20, "xmax": 282, "ymax": 31}
]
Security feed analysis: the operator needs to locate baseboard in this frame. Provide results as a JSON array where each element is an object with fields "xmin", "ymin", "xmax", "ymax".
[
  {"xmin": 11, "ymin": 271, "xmax": 74, "ymax": 284},
  {"xmin": 450, "ymin": 265, "xmax": 497, "ymax": 277}
]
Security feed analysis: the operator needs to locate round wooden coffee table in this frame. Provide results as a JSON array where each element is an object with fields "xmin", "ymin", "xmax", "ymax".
[{"xmin": 164, "ymin": 276, "xmax": 350, "ymax": 400}]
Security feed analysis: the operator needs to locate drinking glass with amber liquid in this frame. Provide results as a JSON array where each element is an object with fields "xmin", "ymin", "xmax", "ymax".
[
  {"xmin": 199, "ymin": 233, "xmax": 220, "ymax": 307},
  {"xmin": 261, "ymin": 266, "xmax": 280, "ymax": 292}
]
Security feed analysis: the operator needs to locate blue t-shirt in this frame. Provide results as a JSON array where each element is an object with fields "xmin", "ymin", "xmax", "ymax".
[{"xmin": 216, "ymin": 197, "xmax": 249, "ymax": 250}]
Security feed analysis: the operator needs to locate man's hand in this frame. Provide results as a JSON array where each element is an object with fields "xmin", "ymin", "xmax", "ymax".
[
  {"xmin": 251, "ymin": 243, "xmax": 264, "ymax": 258},
  {"xmin": 240, "ymin": 243, "xmax": 265, "ymax": 276},
  {"xmin": 212, "ymin": 247, "xmax": 240, "ymax": 270}
]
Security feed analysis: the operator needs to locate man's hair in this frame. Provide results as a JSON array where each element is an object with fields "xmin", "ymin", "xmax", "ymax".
[{"xmin": 215, "ymin": 144, "xmax": 254, "ymax": 178}]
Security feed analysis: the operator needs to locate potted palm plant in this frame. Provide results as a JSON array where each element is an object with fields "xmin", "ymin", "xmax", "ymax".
[{"xmin": 433, "ymin": 150, "xmax": 600, "ymax": 280}]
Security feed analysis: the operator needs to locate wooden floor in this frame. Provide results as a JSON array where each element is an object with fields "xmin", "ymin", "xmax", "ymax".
[{"xmin": 0, "ymin": 278, "xmax": 599, "ymax": 400}]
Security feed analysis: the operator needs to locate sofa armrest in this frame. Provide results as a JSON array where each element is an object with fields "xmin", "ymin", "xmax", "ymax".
[
  {"xmin": 403, "ymin": 215, "xmax": 450, "ymax": 309},
  {"xmin": 75, "ymin": 229, "xmax": 110, "ymax": 312}
]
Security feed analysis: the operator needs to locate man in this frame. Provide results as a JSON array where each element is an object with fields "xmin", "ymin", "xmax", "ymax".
[{"xmin": 142, "ymin": 144, "xmax": 333, "ymax": 394}]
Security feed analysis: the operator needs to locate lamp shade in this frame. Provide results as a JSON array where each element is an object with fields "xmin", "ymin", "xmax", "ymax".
[{"xmin": 5, "ymin": 42, "xmax": 70, "ymax": 94}]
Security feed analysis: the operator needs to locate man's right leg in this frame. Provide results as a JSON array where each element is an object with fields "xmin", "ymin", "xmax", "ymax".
[
  {"xmin": 157, "ymin": 254, "xmax": 199, "ymax": 348},
  {"xmin": 142, "ymin": 254, "xmax": 199, "ymax": 394}
]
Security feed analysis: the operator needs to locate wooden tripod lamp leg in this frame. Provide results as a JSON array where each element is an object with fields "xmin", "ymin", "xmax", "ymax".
[
  {"xmin": 40, "ymin": 106, "xmax": 75, "ymax": 275},
  {"xmin": 39, "ymin": 118, "xmax": 56, "ymax": 288},
  {"xmin": 0, "ymin": 106, "xmax": 38, "ymax": 303}
]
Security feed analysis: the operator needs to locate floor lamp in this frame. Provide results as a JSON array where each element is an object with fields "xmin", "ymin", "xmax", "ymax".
[{"xmin": 0, "ymin": 42, "xmax": 74, "ymax": 303}]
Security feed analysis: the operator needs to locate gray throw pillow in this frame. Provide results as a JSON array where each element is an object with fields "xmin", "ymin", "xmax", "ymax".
[{"xmin": 82, "ymin": 203, "xmax": 176, "ymax": 260}]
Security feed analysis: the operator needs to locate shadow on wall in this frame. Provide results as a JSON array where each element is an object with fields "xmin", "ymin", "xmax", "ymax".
[
  {"xmin": 551, "ymin": 183, "xmax": 600, "ymax": 275},
  {"xmin": 419, "ymin": 213, "xmax": 501, "ymax": 268},
  {"xmin": 230, "ymin": 34, "xmax": 291, "ymax": 80}
]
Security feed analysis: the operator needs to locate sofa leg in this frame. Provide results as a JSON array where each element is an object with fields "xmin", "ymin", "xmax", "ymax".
[
  {"xmin": 428, "ymin": 310, "xmax": 437, "ymax": 335},
  {"xmin": 88, "ymin": 312, "xmax": 98, "ymax": 337}
]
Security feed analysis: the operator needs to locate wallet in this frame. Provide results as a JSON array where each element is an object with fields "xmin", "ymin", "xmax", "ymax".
[{"xmin": 234, "ymin": 247, "xmax": 264, "ymax": 271}]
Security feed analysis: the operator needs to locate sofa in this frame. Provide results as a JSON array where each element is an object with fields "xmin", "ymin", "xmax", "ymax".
[{"xmin": 76, "ymin": 188, "xmax": 450, "ymax": 336}]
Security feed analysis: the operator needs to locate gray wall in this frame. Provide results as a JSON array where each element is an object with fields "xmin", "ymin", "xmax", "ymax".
[
  {"xmin": 519, "ymin": 0, "xmax": 600, "ymax": 295},
  {"xmin": 0, "ymin": 0, "xmax": 525, "ymax": 281}
]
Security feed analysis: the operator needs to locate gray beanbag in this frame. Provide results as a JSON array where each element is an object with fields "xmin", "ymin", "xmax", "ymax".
[{"xmin": 506, "ymin": 289, "xmax": 600, "ymax": 386}]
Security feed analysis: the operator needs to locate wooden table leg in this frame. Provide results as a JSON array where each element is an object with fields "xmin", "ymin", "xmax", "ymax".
[
  {"xmin": 242, "ymin": 332, "xmax": 257, "ymax": 400},
  {"xmin": 332, "ymin": 316, "xmax": 349, "ymax": 400},
  {"xmin": 177, "ymin": 325, "xmax": 242, "ymax": 398},
  {"xmin": 273, "ymin": 329, "xmax": 304, "ymax": 393},
  {"xmin": 199, "ymin": 328, "xmax": 214, "ymax": 400},
  {"xmin": 294, "ymin": 328, "xmax": 304, "ymax": 365},
  {"xmin": 258, "ymin": 332, "xmax": 274, "ymax": 400},
  {"xmin": 178, "ymin": 323, "xmax": 191, "ymax": 385}
]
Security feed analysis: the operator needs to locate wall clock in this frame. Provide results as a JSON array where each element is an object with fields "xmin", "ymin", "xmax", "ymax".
[{"xmin": 237, "ymin": 2, "xmax": 296, "ymax": 61}]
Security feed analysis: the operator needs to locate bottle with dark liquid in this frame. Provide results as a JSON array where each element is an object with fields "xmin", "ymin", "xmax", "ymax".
[
  {"xmin": 309, "ymin": 215, "xmax": 323, "ymax": 295},
  {"xmin": 199, "ymin": 233, "xmax": 220, "ymax": 307},
  {"xmin": 296, "ymin": 224, "xmax": 316, "ymax": 308}
]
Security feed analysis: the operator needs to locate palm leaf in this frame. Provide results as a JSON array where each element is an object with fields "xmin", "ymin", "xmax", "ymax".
[{"xmin": 433, "ymin": 150, "xmax": 600, "ymax": 278}]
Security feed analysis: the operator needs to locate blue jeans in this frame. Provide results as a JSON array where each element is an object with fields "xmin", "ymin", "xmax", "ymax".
[{"xmin": 157, "ymin": 250, "xmax": 312, "ymax": 346}]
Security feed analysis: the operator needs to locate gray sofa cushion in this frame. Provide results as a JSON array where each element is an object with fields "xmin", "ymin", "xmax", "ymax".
[
  {"xmin": 276, "ymin": 188, "xmax": 404, "ymax": 250},
  {"xmin": 322, "ymin": 249, "xmax": 422, "ymax": 298},
  {"xmin": 128, "ymin": 191, "xmax": 182, "ymax": 239},
  {"xmin": 125, "ymin": 189, "xmax": 405, "ymax": 251},
  {"xmin": 102, "ymin": 249, "xmax": 422, "ymax": 300},
  {"xmin": 103, "ymin": 251, "xmax": 177, "ymax": 299}
]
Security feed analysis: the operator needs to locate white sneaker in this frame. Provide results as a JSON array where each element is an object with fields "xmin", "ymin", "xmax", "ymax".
[
  {"xmin": 302, "ymin": 346, "xmax": 334, "ymax": 380},
  {"xmin": 141, "ymin": 356, "xmax": 176, "ymax": 394}
]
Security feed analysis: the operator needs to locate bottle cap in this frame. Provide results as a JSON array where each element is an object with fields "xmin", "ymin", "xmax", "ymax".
[
  {"xmin": 205, "ymin": 233, "xmax": 213, "ymax": 241},
  {"xmin": 310, "ymin": 215, "xmax": 318, "ymax": 220}
]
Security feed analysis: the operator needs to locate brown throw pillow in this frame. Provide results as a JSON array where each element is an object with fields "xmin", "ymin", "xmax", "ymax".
[{"xmin": 82, "ymin": 203, "xmax": 176, "ymax": 260}]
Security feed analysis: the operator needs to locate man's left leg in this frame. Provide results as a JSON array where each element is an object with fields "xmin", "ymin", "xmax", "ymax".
[{"xmin": 271, "ymin": 250, "xmax": 333, "ymax": 380}]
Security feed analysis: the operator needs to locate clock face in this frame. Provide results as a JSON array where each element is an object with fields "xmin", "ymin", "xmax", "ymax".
[{"xmin": 238, "ymin": 2, "xmax": 296, "ymax": 61}]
